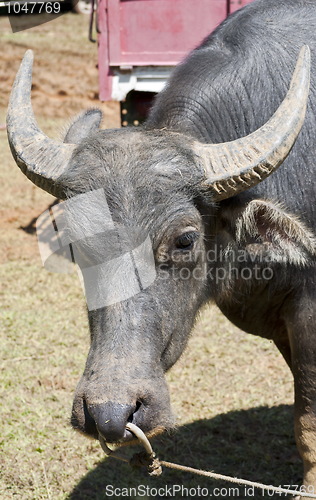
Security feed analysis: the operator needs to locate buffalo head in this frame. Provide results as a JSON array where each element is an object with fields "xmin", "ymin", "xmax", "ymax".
[{"xmin": 7, "ymin": 48, "xmax": 310, "ymax": 445}]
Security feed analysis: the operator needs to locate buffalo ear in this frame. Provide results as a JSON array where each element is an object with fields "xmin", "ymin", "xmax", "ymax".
[
  {"xmin": 63, "ymin": 108, "xmax": 103, "ymax": 144},
  {"xmin": 226, "ymin": 199, "xmax": 316, "ymax": 266}
]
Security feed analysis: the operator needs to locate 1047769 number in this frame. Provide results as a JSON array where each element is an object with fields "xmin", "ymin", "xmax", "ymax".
[
  {"xmin": 263, "ymin": 485, "xmax": 316, "ymax": 496},
  {"xmin": 7, "ymin": 2, "xmax": 61, "ymax": 14}
]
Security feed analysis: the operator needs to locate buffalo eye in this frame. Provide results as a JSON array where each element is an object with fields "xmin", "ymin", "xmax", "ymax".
[{"xmin": 175, "ymin": 231, "xmax": 199, "ymax": 250}]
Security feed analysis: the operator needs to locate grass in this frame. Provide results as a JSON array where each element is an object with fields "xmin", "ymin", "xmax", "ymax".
[
  {"xmin": 0, "ymin": 257, "xmax": 300, "ymax": 499},
  {"xmin": 0, "ymin": 10, "xmax": 302, "ymax": 500}
]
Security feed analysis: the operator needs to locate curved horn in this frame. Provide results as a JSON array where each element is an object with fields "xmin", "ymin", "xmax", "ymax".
[
  {"xmin": 193, "ymin": 45, "xmax": 311, "ymax": 201},
  {"xmin": 7, "ymin": 50, "xmax": 76, "ymax": 199}
]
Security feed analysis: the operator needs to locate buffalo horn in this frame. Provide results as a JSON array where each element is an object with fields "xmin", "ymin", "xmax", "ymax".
[
  {"xmin": 193, "ymin": 45, "xmax": 311, "ymax": 200},
  {"xmin": 7, "ymin": 50, "xmax": 76, "ymax": 199}
]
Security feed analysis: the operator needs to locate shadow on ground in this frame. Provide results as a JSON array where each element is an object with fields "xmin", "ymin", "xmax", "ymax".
[{"xmin": 67, "ymin": 404, "xmax": 302, "ymax": 500}]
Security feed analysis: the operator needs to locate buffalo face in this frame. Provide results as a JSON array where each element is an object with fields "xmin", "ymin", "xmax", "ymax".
[{"xmin": 64, "ymin": 130, "xmax": 211, "ymax": 442}]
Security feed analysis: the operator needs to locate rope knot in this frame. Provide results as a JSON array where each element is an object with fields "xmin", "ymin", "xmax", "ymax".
[{"xmin": 130, "ymin": 451, "xmax": 162, "ymax": 477}]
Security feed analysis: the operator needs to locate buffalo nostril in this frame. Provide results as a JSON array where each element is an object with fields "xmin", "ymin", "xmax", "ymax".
[
  {"xmin": 127, "ymin": 400, "xmax": 142, "ymax": 423},
  {"xmin": 71, "ymin": 398, "xmax": 99, "ymax": 439},
  {"xmin": 87, "ymin": 401, "xmax": 136, "ymax": 442},
  {"xmin": 82, "ymin": 398, "xmax": 99, "ymax": 438}
]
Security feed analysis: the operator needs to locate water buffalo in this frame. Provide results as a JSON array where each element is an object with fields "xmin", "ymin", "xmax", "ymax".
[{"xmin": 7, "ymin": 0, "xmax": 316, "ymax": 493}]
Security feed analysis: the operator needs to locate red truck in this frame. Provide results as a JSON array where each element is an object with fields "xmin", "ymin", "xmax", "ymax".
[{"xmin": 95, "ymin": 0, "xmax": 253, "ymax": 125}]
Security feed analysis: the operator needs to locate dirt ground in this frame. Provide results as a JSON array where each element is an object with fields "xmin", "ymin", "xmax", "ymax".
[
  {"xmin": 0, "ymin": 10, "xmax": 301, "ymax": 500},
  {"xmin": 0, "ymin": 12, "xmax": 120, "ymax": 120},
  {"xmin": 0, "ymin": 11, "xmax": 119, "ymax": 265}
]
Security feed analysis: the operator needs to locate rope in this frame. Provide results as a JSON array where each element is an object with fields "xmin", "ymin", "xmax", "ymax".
[
  {"xmin": 160, "ymin": 460, "xmax": 316, "ymax": 498},
  {"xmin": 102, "ymin": 424, "xmax": 316, "ymax": 499}
]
